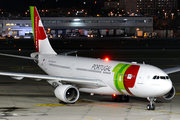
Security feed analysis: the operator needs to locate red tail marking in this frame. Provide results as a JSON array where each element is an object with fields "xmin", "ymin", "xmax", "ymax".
[{"xmin": 34, "ymin": 7, "xmax": 47, "ymax": 52}]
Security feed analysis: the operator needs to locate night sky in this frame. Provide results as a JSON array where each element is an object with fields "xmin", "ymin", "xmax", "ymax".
[
  {"xmin": 0, "ymin": 0, "xmax": 179, "ymax": 13},
  {"xmin": 0, "ymin": 0, "xmax": 83, "ymax": 13}
]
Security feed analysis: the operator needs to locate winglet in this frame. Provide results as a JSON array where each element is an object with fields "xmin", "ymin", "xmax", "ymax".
[{"xmin": 30, "ymin": 6, "xmax": 56, "ymax": 54}]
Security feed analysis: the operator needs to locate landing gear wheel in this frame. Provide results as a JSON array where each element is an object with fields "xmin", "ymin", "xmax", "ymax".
[
  {"xmin": 112, "ymin": 95, "xmax": 117, "ymax": 102},
  {"xmin": 112, "ymin": 95, "xmax": 129, "ymax": 102},
  {"xmin": 147, "ymin": 104, "xmax": 155, "ymax": 110},
  {"xmin": 58, "ymin": 100, "xmax": 67, "ymax": 104},
  {"xmin": 117, "ymin": 95, "xmax": 122, "ymax": 102},
  {"xmin": 147, "ymin": 97, "xmax": 156, "ymax": 110},
  {"xmin": 123, "ymin": 95, "xmax": 129, "ymax": 102},
  {"xmin": 58, "ymin": 100, "xmax": 63, "ymax": 104},
  {"xmin": 151, "ymin": 104, "xmax": 155, "ymax": 110}
]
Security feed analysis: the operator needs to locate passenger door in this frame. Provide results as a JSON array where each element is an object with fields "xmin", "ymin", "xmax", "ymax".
[{"xmin": 137, "ymin": 71, "xmax": 146, "ymax": 84}]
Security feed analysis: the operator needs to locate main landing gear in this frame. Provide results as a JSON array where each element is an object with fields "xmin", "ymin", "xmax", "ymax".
[
  {"xmin": 147, "ymin": 97, "xmax": 156, "ymax": 110},
  {"xmin": 112, "ymin": 94, "xmax": 129, "ymax": 102},
  {"xmin": 58, "ymin": 100, "xmax": 75, "ymax": 104}
]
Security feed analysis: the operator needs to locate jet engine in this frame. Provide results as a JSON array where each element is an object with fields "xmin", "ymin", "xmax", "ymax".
[
  {"xmin": 161, "ymin": 86, "xmax": 175, "ymax": 100},
  {"xmin": 54, "ymin": 85, "xmax": 79, "ymax": 103}
]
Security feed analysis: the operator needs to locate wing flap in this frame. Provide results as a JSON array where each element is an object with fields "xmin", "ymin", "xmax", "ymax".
[{"xmin": 0, "ymin": 72, "xmax": 107, "ymax": 87}]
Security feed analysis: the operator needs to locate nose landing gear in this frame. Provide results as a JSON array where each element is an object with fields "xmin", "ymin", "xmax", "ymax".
[{"xmin": 147, "ymin": 97, "xmax": 156, "ymax": 110}]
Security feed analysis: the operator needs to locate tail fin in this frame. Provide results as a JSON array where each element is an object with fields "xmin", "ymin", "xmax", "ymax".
[{"xmin": 30, "ymin": 6, "xmax": 56, "ymax": 54}]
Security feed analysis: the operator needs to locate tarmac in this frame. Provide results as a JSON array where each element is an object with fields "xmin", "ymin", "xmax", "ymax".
[{"xmin": 0, "ymin": 47, "xmax": 180, "ymax": 119}]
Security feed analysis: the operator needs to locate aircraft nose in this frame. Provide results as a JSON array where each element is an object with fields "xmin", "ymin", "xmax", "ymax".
[{"xmin": 160, "ymin": 79, "xmax": 173, "ymax": 95}]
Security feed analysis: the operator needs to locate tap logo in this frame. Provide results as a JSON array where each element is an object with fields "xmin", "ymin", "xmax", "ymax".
[{"xmin": 113, "ymin": 63, "xmax": 140, "ymax": 95}]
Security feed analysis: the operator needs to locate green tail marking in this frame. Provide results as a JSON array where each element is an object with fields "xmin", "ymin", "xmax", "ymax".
[{"xmin": 29, "ymin": 6, "xmax": 35, "ymax": 43}]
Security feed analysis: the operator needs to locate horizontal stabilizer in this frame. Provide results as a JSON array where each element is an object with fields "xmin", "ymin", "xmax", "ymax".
[
  {"xmin": 0, "ymin": 53, "xmax": 37, "ymax": 60},
  {"xmin": 59, "ymin": 51, "xmax": 78, "ymax": 56}
]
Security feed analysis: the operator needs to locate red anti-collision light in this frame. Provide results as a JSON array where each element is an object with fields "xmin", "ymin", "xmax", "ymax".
[
  {"xmin": 105, "ymin": 57, "xmax": 109, "ymax": 61},
  {"xmin": 113, "ymin": 94, "xmax": 116, "ymax": 97}
]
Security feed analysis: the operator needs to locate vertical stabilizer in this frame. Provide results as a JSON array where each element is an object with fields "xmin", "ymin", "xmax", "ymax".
[{"xmin": 30, "ymin": 6, "xmax": 56, "ymax": 54}]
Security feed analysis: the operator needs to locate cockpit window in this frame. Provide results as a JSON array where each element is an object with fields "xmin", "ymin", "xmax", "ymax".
[
  {"xmin": 153, "ymin": 75, "xmax": 169, "ymax": 80},
  {"xmin": 153, "ymin": 76, "xmax": 157, "ymax": 79},
  {"xmin": 160, "ymin": 76, "xmax": 166, "ymax": 79}
]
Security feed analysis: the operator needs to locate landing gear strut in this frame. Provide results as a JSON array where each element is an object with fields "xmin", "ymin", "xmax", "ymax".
[
  {"xmin": 147, "ymin": 97, "xmax": 156, "ymax": 110},
  {"xmin": 112, "ymin": 95, "xmax": 129, "ymax": 102},
  {"xmin": 58, "ymin": 100, "xmax": 66, "ymax": 104}
]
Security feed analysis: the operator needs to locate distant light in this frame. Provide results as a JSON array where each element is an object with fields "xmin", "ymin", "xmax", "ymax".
[
  {"xmin": 19, "ymin": 49, "xmax": 21, "ymax": 51},
  {"xmin": 73, "ymin": 18, "xmax": 81, "ymax": 21},
  {"xmin": 83, "ymin": 2, "xmax": 86, "ymax": 4},
  {"xmin": 105, "ymin": 57, "xmax": 109, "ymax": 61},
  {"xmin": 77, "ymin": 11, "xmax": 83, "ymax": 14}
]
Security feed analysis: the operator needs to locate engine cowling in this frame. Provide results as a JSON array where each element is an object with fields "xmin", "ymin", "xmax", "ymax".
[
  {"xmin": 161, "ymin": 86, "xmax": 175, "ymax": 100},
  {"xmin": 54, "ymin": 85, "xmax": 79, "ymax": 103}
]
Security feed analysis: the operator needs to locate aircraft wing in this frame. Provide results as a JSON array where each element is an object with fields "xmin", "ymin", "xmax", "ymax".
[
  {"xmin": 163, "ymin": 66, "xmax": 180, "ymax": 74},
  {"xmin": 0, "ymin": 72, "xmax": 107, "ymax": 87}
]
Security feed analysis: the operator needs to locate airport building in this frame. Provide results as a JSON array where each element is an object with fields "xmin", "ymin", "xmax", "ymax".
[
  {"xmin": 0, "ymin": 17, "xmax": 153, "ymax": 38},
  {"xmin": 104, "ymin": 0, "xmax": 177, "ymax": 16}
]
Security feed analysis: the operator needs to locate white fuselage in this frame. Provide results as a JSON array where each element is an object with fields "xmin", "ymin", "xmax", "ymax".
[{"xmin": 37, "ymin": 53, "xmax": 172, "ymax": 98}]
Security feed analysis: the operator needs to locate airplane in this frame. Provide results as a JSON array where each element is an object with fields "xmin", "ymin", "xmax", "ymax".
[{"xmin": 0, "ymin": 6, "xmax": 179, "ymax": 110}]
